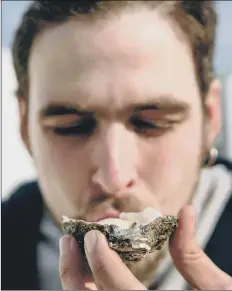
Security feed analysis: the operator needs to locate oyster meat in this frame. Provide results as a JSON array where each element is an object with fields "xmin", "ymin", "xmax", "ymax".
[{"xmin": 62, "ymin": 207, "xmax": 178, "ymax": 263}]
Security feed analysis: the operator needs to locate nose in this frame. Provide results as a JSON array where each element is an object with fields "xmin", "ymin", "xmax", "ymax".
[{"xmin": 92, "ymin": 122, "xmax": 137, "ymax": 194}]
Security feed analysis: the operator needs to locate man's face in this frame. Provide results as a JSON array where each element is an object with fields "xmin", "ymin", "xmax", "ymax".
[{"xmin": 24, "ymin": 10, "xmax": 219, "ymax": 224}]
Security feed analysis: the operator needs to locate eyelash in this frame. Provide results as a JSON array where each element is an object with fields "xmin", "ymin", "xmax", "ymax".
[
  {"xmin": 130, "ymin": 117, "xmax": 172, "ymax": 134},
  {"xmin": 52, "ymin": 117, "xmax": 173, "ymax": 137},
  {"xmin": 130, "ymin": 117, "xmax": 158, "ymax": 129},
  {"xmin": 53, "ymin": 119, "xmax": 97, "ymax": 136}
]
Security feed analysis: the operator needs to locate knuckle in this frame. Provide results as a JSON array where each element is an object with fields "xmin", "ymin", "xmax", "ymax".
[
  {"xmin": 92, "ymin": 256, "xmax": 107, "ymax": 278},
  {"xmin": 179, "ymin": 244, "xmax": 203, "ymax": 263},
  {"xmin": 182, "ymin": 249, "xmax": 203, "ymax": 263},
  {"xmin": 59, "ymin": 258, "xmax": 71, "ymax": 283},
  {"xmin": 60, "ymin": 266, "xmax": 70, "ymax": 282}
]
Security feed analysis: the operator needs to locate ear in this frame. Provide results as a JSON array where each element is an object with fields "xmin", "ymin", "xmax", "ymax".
[
  {"xmin": 204, "ymin": 79, "xmax": 221, "ymax": 149},
  {"xmin": 16, "ymin": 96, "xmax": 32, "ymax": 156}
]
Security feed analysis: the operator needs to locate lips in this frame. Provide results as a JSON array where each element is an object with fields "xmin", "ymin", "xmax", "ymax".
[{"xmin": 87, "ymin": 209, "xmax": 121, "ymax": 222}]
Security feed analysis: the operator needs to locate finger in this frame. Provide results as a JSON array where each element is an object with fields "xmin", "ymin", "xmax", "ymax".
[
  {"xmin": 84, "ymin": 230, "xmax": 147, "ymax": 290},
  {"xmin": 59, "ymin": 235, "xmax": 97, "ymax": 290},
  {"xmin": 169, "ymin": 206, "xmax": 232, "ymax": 290}
]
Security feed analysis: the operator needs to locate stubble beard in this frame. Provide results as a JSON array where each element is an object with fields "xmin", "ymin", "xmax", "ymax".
[{"xmin": 126, "ymin": 138, "xmax": 207, "ymax": 288}]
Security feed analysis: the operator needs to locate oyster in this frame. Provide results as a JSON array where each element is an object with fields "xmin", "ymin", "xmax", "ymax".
[{"xmin": 62, "ymin": 207, "xmax": 178, "ymax": 263}]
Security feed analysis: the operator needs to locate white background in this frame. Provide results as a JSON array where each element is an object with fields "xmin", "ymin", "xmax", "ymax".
[{"xmin": 2, "ymin": 49, "xmax": 36, "ymax": 198}]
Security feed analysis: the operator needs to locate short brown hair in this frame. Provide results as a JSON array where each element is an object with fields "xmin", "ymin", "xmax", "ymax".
[{"xmin": 12, "ymin": 0, "xmax": 217, "ymax": 99}]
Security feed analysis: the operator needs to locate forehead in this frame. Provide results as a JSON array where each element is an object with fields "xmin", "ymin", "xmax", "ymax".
[{"xmin": 29, "ymin": 9, "xmax": 199, "ymax": 111}]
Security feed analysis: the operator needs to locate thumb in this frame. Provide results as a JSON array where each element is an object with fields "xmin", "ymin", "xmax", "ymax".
[
  {"xmin": 59, "ymin": 235, "xmax": 97, "ymax": 290},
  {"xmin": 169, "ymin": 206, "xmax": 232, "ymax": 290}
]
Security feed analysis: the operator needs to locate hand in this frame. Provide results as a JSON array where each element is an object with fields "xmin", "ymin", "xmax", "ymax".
[
  {"xmin": 59, "ymin": 206, "xmax": 232, "ymax": 290},
  {"xmin": 169, "ymin": 205, "xmax": 232, "ymax": 290},
  {"xmin": 59, "ymin": 229, "xmax": 146, "ymax": 290}
]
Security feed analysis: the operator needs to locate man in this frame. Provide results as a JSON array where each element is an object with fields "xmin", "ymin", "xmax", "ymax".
[{"xmin": 2, "ymin": 0, "xmax": 232, "ymax": 290}]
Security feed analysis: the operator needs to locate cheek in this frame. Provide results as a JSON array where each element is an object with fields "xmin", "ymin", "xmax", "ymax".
[
  {"xmin": 158, "ymin": 122, "xmax": 202, "ymax": 169},
  {"xmin": 29, "ymin": 123, "xmax": 97, "ymax": 218},
  {"xmin": 139, "ymin": 113, "xmax": 203, "ymax": 214},
  {"xmin": 29, "ymin": 123, "xmax": 91, "ymax": 191}
]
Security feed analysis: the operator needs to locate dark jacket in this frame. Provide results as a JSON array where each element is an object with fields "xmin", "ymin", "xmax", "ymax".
[{"xmin": 2, "ymin": 157, "xmax": 232, "ymax": 290}]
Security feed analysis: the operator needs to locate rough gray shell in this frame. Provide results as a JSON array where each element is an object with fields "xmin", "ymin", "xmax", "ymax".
[{"xmin": 62, "ymin": 215, "xmax": 178, "ymax": 263}]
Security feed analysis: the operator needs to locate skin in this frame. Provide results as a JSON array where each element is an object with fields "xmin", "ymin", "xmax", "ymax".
[
  {"xmin": 17, "ymin": 7, "xmax": 228, "ymax": 290},
  {"xmin": 59, "ymin": 207, "xmax": 232, "ymax": 290}
]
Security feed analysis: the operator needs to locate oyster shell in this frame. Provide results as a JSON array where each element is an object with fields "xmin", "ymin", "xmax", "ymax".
[{"xmin": 62, "ymin": 207, "xmax": 178, "ymax": 263}]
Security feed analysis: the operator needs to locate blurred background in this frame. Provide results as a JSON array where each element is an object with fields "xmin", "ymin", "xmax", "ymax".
[{"xmin": 2, "ymin": 1, "xmax": 232, "ymax": 198}]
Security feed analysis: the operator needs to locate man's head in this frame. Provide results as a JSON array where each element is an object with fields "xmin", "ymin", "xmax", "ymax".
[{"xmin": 12, "ymin": 0, "xmax": 221, "ymax": 284}]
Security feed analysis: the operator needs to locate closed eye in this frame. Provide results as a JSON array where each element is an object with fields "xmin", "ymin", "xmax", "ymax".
[
  {"xmin": 130, "ymin": 116, "xmax": 175, "ymax": 135},
  {"xmin": 50, "ymin": 118, "xmax": 97, "ymax": 137}
]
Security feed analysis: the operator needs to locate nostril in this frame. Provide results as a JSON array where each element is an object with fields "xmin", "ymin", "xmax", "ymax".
[{"xmin": 127, "ymin": 180, "xmax": 135, "ymax": 188}]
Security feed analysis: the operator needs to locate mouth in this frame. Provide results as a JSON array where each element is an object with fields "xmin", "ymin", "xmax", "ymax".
[
  {"xmin": 87, "ymin": 209, "xmax": 121, "ymax": 223},
  {"xmin": 62, "ymin": 207, "xmax": 178, "ymax": 264}
]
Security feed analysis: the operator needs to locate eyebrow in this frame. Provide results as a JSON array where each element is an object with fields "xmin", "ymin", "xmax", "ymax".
[
  {"xmin": 134, "ymin": 96, "xmax": 190, "ymax": 113},
  {"xmin": 39, "ymin": 96, "xmax": 190, "ymax": 118},
  {"xmin": 39, "ymin": 103, "xmax": 94, "ymax": 118}
]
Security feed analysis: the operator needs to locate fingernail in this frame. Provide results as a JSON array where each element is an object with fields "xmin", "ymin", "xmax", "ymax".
[
  {"xmin": 59, "ymin": 235, "xmax": 71, "ymax": 256},
  {"xmin": 84, "ymin": 230, "xmax": 98, "ymax": 254},
  {"xmin": 169, "ymin": 230, "xmax": 175, "ymax": 245}
]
